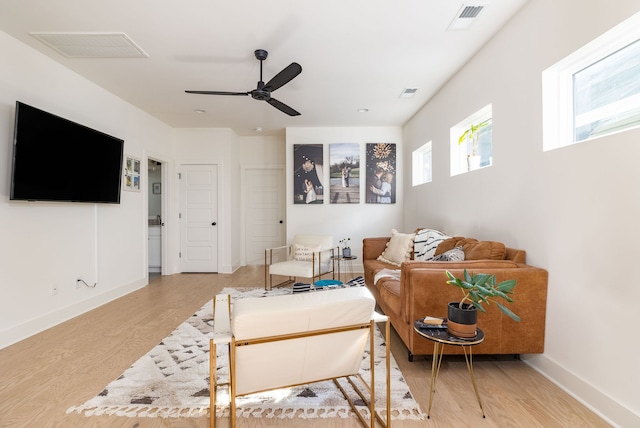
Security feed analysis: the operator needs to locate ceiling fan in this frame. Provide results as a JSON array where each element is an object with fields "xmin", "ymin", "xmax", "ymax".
[{"xmin": 185, "ymin": 49, "xmax": 302, "ymax": 116}]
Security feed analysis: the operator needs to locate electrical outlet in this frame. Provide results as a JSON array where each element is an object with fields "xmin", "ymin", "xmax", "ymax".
[{"xmin": 51, "ymin": 283, "xmax": 59, "ymax": 296}]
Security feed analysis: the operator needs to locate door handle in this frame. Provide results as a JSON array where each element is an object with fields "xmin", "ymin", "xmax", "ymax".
[
  {"xmin": 279, "ymin": 220, "xmax": 283, "ymax": 224},
  {"xmin": 212, "ymin": 222, "xmax": 217, "ymax": 226}
]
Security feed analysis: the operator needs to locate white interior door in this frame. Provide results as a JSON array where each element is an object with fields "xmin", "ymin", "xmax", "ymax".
[
  {"xmin": 245, "ymin": 167, "xmax": 285, "ymax": 265},
  {"xmin": 180, "ymin": 164, "xmax": 218, "ymax": 272}
]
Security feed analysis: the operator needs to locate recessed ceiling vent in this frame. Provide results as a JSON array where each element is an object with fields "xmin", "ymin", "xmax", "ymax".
[
  {"xmin": 447, "ymin": 4, "xmax": 486, "ymax": 31},
  {"xmin": 399, "ymin": 88, "xmax": 418, "ymax": 98},
  {"xmin": 30, "ymin": 32, "xmax": 149, "ymax": 58}
]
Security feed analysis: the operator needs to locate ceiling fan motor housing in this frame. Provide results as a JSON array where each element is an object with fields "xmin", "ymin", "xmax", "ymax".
[
  {"xmin": 254, "ymin": 49, "xmax": 268, "ymax": 61},
  {"xmin": 251, "ymin": 89, "xmax": 270, "ymax": 100}
]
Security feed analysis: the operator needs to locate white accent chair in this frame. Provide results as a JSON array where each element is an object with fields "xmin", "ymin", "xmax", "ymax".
[
  {"xmin": 264, "ymin": 234, "xmax": 336, "ymax": 290},
  {"xmin": 210, "ymin": 287, "xmax": 391, "ymax": 428}
]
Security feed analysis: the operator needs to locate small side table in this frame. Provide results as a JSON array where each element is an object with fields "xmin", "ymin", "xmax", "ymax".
[
  {"xmin": 331, "ymin": 255, "xmax": 357, "ymax": 283},
  {"xmin": 413, "ymin": 322, "xmax": 486, "ymax": 419}
]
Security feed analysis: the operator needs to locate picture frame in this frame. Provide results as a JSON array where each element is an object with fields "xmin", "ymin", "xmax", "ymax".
[
  {"xmin": 124, "ymin": 156, "xmax": 141, "ymax": 192},
  {"xmin": 365, "ymin": 143, "xmax": 396, "ymax": 204},
  {"xmin": 293, "ymin": 144, "xmax": 324, "ymax": 204},
  {"xmin": 329, "ymin": 143, "xmax": 360, "ymax": 204},
  {"xmin": 152, "ymin": 182, "xmax": 161, "ymax": 194}
]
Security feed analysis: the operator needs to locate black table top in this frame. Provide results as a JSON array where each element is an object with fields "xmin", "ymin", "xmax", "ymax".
[{"xmin": 414, "ymin": 320, "xmax": 485, "ymax": 346}]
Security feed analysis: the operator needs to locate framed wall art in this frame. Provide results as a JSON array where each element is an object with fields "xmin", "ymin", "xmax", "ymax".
[
  {"xmin": 365, "ymin": 143, "xmax": 396, "ymax": 204},
  {"xmin": 293, "ymin": 144, "xmax": 324, "ymax": 204},
  {"xmin": 329, "ymin": 143, "xmax": 360, "ymax": 204},
  {"xmin": 124, "ymin": 156, "xmax": 141, "ymax": 192}
]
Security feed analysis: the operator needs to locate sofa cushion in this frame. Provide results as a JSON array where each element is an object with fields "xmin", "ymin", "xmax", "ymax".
[
  {"xmin": 377, "ymin": 277, "xmax": 402, "ymax": 322},
  {"xmin": 436, "ymin": 237, "xmax": 506, "ymax": 260},
  {"xmin": 377, "ymin": 229, "xmax": 415, "ymax": 266}
]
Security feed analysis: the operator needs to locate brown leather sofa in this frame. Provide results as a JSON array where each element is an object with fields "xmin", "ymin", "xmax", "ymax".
[{"xmin": 363, "ymin": 235, "xmax": 548, "ymax": 361}]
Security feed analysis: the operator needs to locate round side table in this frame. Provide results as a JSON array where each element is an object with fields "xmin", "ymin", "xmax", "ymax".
[
  {"xmin": 330, "ymin": 255, "xmax": 357, "ymax": 283},
  {"xmin": 414, "ymin": 322, "xmax": 486, "ymax": 419}
]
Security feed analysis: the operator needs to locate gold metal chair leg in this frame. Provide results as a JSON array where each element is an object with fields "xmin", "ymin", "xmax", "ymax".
[
  {"xmin": 210, "ymin": 339, "xmax": 215, "ymax": 428},
  {"xmin": 369, "ymin": 320, "xmax": 375, "ymax": 428},
  {"xmin": 331, "ymin": 319, "xmax": 391, "ymax": 428},
  {"xmin": 230, "ymin": 341, "xmax": 237, "ymax": 427},
  {"xmin": 385, "ymin": 319, "xmax": 391, "ymax": 427}
]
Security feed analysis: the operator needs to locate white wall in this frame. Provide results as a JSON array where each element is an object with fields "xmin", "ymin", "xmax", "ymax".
[
  {"xmin": 0, "ymin": 31, "xmax": 174, "ymax": 348},
  {"xmin": 403, "ymin": 1, "xmax": 640, "ymax": 426},
  {"xmin": 286, "ymin": 127, "xmax": 404, "ymax": 267}
]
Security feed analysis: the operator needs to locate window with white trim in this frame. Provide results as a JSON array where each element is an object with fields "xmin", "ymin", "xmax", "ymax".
[
  {"xmin": 450, "ymin": 104, "xmax": 492, "ymax": 176},
  {"xmin": 412, "ymin": 141, "xmax": 432, "ymax": 186},
  {"xmin": 543, "ymin": 11, "xmax": 640, "ymax": 151}
]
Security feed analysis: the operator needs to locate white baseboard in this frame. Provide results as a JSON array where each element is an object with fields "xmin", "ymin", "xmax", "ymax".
[
  {"xmin": 0, "ymin": 277, "xmax": 147, "ymax": 350},
  {"xmin": 522, "ymin": 354, "xmax": 639, "ymax": 428}
]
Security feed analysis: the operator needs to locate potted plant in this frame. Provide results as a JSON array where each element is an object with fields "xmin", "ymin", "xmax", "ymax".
[
  {"xmin": 339, "ymin": 238, "xmax": 351, "ymax": 257},
  {"xmin": 445, "ymin": 269, "xmax": 520, "ymax": 338},
  {"xmin": 458, "ymin": 120, "xmax": 489, "ymax": 171}
]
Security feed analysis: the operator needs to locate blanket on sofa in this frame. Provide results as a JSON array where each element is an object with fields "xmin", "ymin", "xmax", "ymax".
[{"xmin": 413, "ymin": 229, "xmax": 450, "ymax": 261}]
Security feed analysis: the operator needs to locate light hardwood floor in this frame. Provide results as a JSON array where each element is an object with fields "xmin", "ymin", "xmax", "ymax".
[{"xmin": 0, "ymin": 266, "xmax": 609, "ymax": 428}]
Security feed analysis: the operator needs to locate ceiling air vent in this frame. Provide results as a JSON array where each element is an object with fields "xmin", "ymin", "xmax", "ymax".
[
  {"xmin": 399, "ymin": 88, "xmax": 418, "ymax": 98},
  {"xmin": 30, "ymin": 32, "xmax": 149, "ymax": 58},
  {"xmin": 447, "ymin": 4, "xmax": 486, "ymax": 31}
]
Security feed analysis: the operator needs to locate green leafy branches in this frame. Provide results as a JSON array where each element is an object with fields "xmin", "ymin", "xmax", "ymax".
[
  {"xmin": 445, "ymin": 269, "xmax": 521, "ymax": 322},
  {"xmin": 458, "ymin": 120, "xmax": 490, "ymax": 145}
]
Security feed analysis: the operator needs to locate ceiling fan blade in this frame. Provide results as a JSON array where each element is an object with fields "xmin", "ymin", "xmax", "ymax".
[
  {"xmin": 267, "ymin": 98, "xmax": 301, "ymax": 116},
  {"xmin": 185, "ymin": 90, "xmax": 249, "ymax": 96},
  {"xmin": 263, "ymin": 62, "xmax": 302, "ymax": 92}
]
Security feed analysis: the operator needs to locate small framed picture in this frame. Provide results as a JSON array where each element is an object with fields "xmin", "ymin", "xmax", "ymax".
[
  {"xmin": 153, "ymin": 183, "xmax": 161, "ymax": 194},
  {"xmin": 124, "ymin": 156, "xmax": 141, "ymax": 192}
]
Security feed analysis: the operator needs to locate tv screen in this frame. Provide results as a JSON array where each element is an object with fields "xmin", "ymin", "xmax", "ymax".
[{"xmin": 10, "ymin": 102, "xmax": 124, "ymax": 204}]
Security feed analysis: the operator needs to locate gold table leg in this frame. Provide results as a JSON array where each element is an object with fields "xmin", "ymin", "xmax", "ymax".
[
  {"xmin": 427, "ymin": 343, "xmax": 485, "ymax": 419},
  {"xmin": 427, "ymin": 341, "xmax": 445, "ymax": 418},
  {"xmin": 463, "ymin": 345, "xmax": 485, "ymax": 418}
]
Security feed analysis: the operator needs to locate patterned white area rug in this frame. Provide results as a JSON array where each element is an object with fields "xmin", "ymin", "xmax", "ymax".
[{"xmin": 67, "ymin": 287, "xmax": 424, "ymax": 421}]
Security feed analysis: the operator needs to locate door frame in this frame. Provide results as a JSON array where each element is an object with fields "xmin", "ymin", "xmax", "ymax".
[{"xmin": 146, "ymin": 153, "xmax": 168, "ymax": 276}]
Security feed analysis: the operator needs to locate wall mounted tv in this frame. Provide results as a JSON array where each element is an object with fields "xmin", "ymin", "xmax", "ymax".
[{"xmin": 10, "ymin": 101, "xmax": 124, "ymax": 204}]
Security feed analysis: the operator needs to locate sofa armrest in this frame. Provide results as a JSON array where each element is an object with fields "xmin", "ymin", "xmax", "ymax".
[
  {"xmin": 398, "ymin": 262, "xmax": 548, "ymax": 326},
  {"xmin": 363, "ymin": 237, "xmax": 390, "ymax": 261}
]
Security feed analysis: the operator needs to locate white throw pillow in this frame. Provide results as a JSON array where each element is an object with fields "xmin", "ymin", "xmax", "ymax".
[
  {"xmin": 293, "ymin": 244, "xmax": 321, "ymax": 261},
  {"xmin": 377, "ymin": 229, "xmax": 415, "ymax": 266}
]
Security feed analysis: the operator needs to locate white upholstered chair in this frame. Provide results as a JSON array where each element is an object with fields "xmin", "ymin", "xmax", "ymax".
[
  {"xmin": 264, "ymin": 234, "xmax": 336, "ymax": 289},
  {"xmin": 209, "ymin": 287, "xmax": 391, "ymax": 428}
]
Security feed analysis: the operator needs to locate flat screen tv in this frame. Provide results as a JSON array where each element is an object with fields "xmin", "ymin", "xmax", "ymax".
[{"xmin": 10, "ymin": 101, "xmax": 124, "ymax": 204}]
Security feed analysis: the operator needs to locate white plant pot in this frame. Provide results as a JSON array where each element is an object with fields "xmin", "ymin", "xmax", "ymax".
[{"xmin": 467, "ymin": 155, "xmax": 481, "ymax": 171}]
